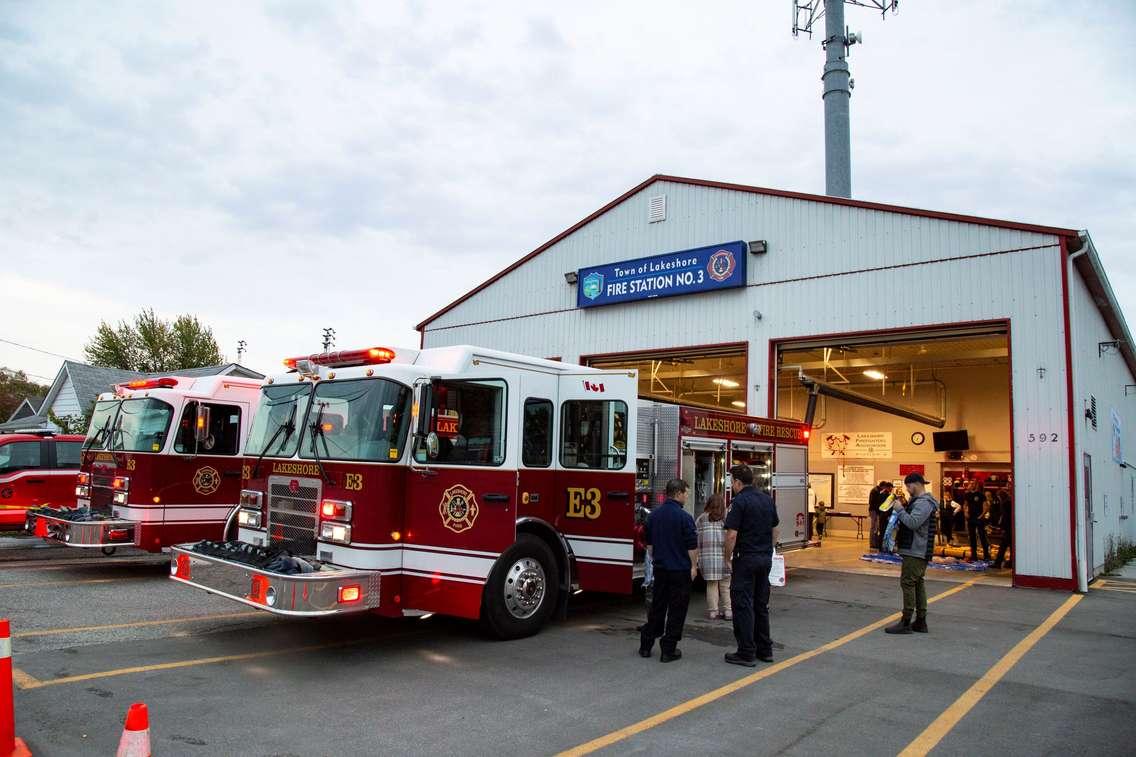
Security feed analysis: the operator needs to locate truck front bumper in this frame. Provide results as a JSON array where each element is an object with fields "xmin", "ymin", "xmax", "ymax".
[
  {"xmin": 25, "ymin": 510, "xmax": 137, "ymax": 548},
  {"xmin": 168, "ymin": 544, "xmax": 381, "ymax": 617}
]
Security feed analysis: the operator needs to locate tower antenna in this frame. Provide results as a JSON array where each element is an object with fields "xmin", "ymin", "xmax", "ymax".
[{"xmin": 792, "ymin": 1, "xmax": 898, "ymax": 197}]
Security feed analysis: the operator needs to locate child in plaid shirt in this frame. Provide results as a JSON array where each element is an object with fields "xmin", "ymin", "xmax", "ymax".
[{"xmin": 696, "ymin": 493, "xmax": 731, "ymax": 620}]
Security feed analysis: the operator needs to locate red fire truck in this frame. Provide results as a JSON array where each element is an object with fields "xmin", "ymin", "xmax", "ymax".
[
  {"xmin": 25, "ymin": 375, "xmax": 262, "ymax": 553},
  {"xmin": 170, "ymin": 346, "xmax": 808, "ymax": 639},
  {"xmin": 0, "ymin": 431, "xmax": 85, "ymax": 528}
]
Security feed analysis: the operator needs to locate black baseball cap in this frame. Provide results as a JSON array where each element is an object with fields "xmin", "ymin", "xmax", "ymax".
[{"xmin": 903, "ymin": 472, "xmax": 929, "ymax": 485}]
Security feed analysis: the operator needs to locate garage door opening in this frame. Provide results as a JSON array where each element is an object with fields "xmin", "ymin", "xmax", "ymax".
[
  {"xmin": 774, "ymin": 326, "xmax": 1014, "ymax": 582},
  {"xmin": 585, "ymin": 343, "xmax": 748, "ymax": 413}
]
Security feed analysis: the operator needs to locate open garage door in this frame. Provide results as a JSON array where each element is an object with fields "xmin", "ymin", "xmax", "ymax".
[{"xmin": 774, "ymin": 325, "xmax": 1013, "ymax": 577}]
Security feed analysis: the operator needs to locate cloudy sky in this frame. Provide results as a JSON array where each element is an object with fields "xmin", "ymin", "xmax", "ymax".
[{"xmin": 2, "ymin": 1, "xmax": 1134, "ymax": 383}]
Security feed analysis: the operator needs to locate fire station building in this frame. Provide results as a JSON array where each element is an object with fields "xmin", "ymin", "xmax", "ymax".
[{"xmin": 417, "ymin": 175, "xmax": 1136, "ymax": 592}]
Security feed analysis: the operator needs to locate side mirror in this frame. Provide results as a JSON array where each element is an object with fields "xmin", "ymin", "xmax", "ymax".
[
  {"xmin": 426, "ymin": 432, "xmax": 440, "ymax": 460},
  {"xmin": 414, "ymin": 383, "xmax": 433, "ymax": 438},
  {"xmin": 195, "ymin": 405, "xmax": 212, "ymax": 444}
]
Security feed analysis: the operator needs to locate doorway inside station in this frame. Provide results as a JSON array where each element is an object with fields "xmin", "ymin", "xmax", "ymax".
[
  {"xmin": 682, "ymin": 443, "xmax": 725, "ymax": 519},
  {"xmin": 774, "ymin": 325, "xmax": 1014, "ymax": 582}
]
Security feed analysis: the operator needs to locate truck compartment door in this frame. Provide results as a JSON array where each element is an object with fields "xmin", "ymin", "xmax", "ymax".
[{"xmin": 773, "ymin": 444, "xmax": 809, "ymax": 549}]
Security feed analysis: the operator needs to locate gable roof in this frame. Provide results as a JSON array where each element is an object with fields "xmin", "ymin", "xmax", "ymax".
[
  {"xmin": 5, "ymin": 395, "xmax": 46, "ymax": 422},
  {"xmin": 38, "ymin": 361, "xmax": 265, "ymax": 418},
  {"xmin": 415, "ymin": 174, "xmax": 1080, "ymax": 331}
]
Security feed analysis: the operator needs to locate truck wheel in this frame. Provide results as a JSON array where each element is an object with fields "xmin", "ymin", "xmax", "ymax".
[
  {"xmin": 101, "ymin": 547, "xmax": 117, "ymax": 556},
  {"xmin": 481, "ymin": 534, "xmax": 559, "ymax": 640}
]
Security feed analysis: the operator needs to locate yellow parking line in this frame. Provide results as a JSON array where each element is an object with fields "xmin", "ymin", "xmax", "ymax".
[
  {"xmin": 12, "ymin": 611, "xmax": 264, "ymax": 638},
  {"xmin": 559, "ymin": 580, "xmax": 976, "ymax": 756},
  {"xmin": 12, "ymin": 636, "xmax": 383, "ymax": 690},
  {"xmin": 898, "ymin": 592, "xmax": 1083, "ymax": 757}
]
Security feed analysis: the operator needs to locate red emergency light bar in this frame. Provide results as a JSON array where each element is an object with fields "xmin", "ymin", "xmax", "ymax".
[
  {"xmin": 120, "ymin": 377, "xmax": 179, "ymax": 390},
  {"xmin": 283, "ymin": 347, "xmax": 395, "ymax": 370}
]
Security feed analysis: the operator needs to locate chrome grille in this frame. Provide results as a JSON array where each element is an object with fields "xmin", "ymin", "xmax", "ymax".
[{"xmin": 266, "ymin": 476, "xmax": 321, "ymax": 555}]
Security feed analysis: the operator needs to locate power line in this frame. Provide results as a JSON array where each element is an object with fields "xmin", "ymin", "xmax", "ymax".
[{"xmin": 0, "ymin": 337, "xmax": 81, "ymax": 362}]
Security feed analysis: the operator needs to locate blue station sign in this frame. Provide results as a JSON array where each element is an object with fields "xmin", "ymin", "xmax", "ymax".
[{"xmin": 576, "ymin": 240, "xmax": 747, "ymax": 309}]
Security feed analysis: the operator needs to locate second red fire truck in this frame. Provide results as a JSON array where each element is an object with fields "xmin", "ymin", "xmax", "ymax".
[
  {"xmin": 170, "ymin": 345, "xmax": 809, "ymax": 638},
  {"xmin": 26, "ymin": 374, "xmax": 262, "ymax": 553}
]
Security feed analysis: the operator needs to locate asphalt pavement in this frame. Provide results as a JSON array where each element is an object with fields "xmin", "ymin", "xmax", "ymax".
[{"xmin": 2, "ymin": 535, "xmax": 1134, "ymax": 756}]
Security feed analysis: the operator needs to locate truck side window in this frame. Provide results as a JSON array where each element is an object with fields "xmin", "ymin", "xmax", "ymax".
[
  {"xmin": 0, "ymin": 441, "xmax": 42, "ymax": 474},
  {"xmin": 522, "ymin": 399, "xmax": 553, "ymax": 468},
  {"xmin": 560, "ymin": 400, "xmax": 628, "ymax": 470},
  {"xmin": 175, "ymin": 402, "xmax": 242, "ymax": 455},
  {"xmin": 415, "ymin": 379, "xmax": 507, "ymax": 466},
  {"xmin": 55, "ymin": 441, "xmax": 83, "ymax": 469}
]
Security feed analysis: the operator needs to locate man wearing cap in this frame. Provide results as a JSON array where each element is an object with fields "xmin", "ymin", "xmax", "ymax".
[{"xmin": 885, "ymin": 472, "xmax": 938, "ymax": 635}]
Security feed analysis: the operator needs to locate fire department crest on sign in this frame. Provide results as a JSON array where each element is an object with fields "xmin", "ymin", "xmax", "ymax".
[
  {"xmin": 707, "ymin": 249, "xmax": 736, "ymax": 282},
  {"xmin": 439, "ymin": 484, "xmax": 479, "ymax": 533},
  {"xmin": 192, "ymin": 466, "xmax": 221, "ymax": 496},
  {"xmin": 581, "ymin": 271, "xmax": 604, "ymax": 301}
]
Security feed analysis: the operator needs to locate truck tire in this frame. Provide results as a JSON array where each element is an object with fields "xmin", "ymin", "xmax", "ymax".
[{"xmin": 481, "ymin": 534, "xmax": 559, "ymax": 640}]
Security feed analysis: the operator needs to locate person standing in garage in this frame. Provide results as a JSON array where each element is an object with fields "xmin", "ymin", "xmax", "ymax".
[
  {"xmin": 885, "ymin": 472, "xmax": 938, "ymax": 634},
  {"xmin": 992, "ymin": 489, "xmax": 1013, "ymax": 569},
  {"xmin": 965, "ymin": 479, "xmax": 991, "ymax": 562},
  {"xmin": 639, "ymin": 479, "xmax": 698, "ymax": 663},
  {"xmin": 867, "ymin": 480, "xmax": 891, "ymax": 551},
  {"xmin": 723, "ymin": 464, "xmax": 779, "ymax": 666}
]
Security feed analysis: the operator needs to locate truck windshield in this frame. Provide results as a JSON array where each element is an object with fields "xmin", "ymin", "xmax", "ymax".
[
  {"xmin": 299, "ymin": 379, "xmax": 411, "ymax": 462},
  {"xmin": 245, "ymin": 384, "xmax": 311, "ymax": 458},
  {"xmin": 112, "ymin": 398, "xmax": 174, "ymax": 453},
  {"xmin": 84, "ymin": 400, "xmax": 121, "ymax": 450}
]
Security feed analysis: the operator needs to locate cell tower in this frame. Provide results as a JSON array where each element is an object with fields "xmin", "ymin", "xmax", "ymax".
[{"xmin": 792, "ymin": 1, "xmax": 898, "ymax": 198}]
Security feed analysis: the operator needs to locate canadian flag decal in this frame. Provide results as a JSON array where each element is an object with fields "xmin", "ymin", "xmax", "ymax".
[{"xmin": 583, "ymin": 381, "xmax": 605, "ymax": 393}]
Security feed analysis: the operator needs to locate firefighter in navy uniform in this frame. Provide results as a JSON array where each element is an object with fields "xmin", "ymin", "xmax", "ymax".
[
  {"xmin": 638, "ymin": 479, "xmax": 699, "ymax": 663},
  {"xmin": 723, "ymin": 464, "xmax": 779, "ymax": 666}
]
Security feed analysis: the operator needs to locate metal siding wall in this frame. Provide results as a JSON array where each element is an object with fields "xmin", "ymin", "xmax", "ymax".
[
  {"xmin": 1069, "ymin": 264, "xmax": 1136, "ymax": 578},
  {"xmin": 423, "ymin": 183, "xmax": 1072, "ymax": 581}
]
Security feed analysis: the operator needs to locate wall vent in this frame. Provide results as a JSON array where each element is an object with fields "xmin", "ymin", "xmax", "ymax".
[
  {"xmin": 1088, "ymin": 395, "xmax": 1098, "ymax": 429},
  {"xmin": 648, "ymin": 194, "xmax": 666, "ymax": 223}
]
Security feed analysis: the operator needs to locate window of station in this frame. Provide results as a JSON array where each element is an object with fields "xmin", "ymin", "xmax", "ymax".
[{"xmin": 586, "ymin": 345, "xmax": 747, "ymax": 413}]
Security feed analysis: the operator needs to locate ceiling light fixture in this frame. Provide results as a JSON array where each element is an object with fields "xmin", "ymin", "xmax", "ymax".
[
  {"xmin": 863, "ymin": 369, "xmax": 887, "ymax": 380},
  {"xmin": 712, "ymin": 378, "xmax": 740, "ymax": 388}
]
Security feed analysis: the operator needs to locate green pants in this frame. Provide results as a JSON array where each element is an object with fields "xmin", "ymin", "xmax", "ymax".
[{"xmin": 900, "ymin": 556, "xmax": 928, "ymax": 614}]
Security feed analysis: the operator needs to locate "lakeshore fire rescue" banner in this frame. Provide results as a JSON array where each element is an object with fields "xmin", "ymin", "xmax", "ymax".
[{"xmin": 575, "ymin": 240, "xmax": 747, "ymax": 309}]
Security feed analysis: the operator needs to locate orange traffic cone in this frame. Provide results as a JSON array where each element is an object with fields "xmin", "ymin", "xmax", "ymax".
[
  {"xmin": 1, "ymin": 619, "xmax": 32, "ymax": 757},
  {"xmin": 115, "ymin": 703, "xmax": 151, "ymax": 757}
]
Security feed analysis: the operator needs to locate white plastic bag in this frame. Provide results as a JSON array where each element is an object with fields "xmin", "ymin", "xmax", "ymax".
[{"xmin": 769, "ymin": 549, "xmax": 786, "ymax": 587}]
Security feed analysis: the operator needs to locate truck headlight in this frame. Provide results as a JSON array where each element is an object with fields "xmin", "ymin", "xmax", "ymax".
[
  {"xmin": 112, "ymin": 491, "xmax": 128, "ymax": 505},
  {"xmin": 237, "ymin": 509, "xmax": 262, "ymax": 528},
  {"xmin": 239, "ymin": 489, "xmax": 263, "ymax": 508},
  {"xmin": 319, "ymin": 521, "xmax": 352, "ymax": 544},
  {"xmin": 75, "ymin": 485, "xmax": 90, "ymax": 498}
]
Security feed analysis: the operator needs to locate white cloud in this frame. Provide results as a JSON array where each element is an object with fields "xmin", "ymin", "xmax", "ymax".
[{"xmin": 1, "ymin": 0, "xmax": 1134, "ymax": 382}]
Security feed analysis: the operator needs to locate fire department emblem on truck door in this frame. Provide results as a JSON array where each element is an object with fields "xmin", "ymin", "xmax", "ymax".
[
  {"xmin": 439, "ymin": 484, "xmax": 479, "ymax": 533},
  {"xmin": 192, "ymin": 466, "xmax": 221, "ymax": 496},
  {"xmin": 707, "ymin": 249, "xmax": 736, "ymax": 282}
]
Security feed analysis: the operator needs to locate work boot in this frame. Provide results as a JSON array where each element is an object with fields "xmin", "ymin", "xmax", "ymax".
[
  {"xmin": 659, "ymin": 649, "xmax": 682, "ymax": 663},
  {"xmin": 884, "ymin": 611, "xmax": 913, "ymax": 635},
  {"xmin": 912, "ymin": 613, "xmax": 928, "ymax": 633},
  {"xmin": 724, "ymin": 652, "xmax": 757, "ymax": 668}
]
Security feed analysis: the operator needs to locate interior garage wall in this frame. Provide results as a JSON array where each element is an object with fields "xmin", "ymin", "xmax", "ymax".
[
  {"xmin": 420, "ymin": 180, "xmax": 1075, "ymax": 584},
  {"xmin": 783, "ymin": 365, "xmax": 1011, "ymax": 533},
  {"xmin": 1069, "ymin": 263, "xmax": 1136, "ymax": 585}
]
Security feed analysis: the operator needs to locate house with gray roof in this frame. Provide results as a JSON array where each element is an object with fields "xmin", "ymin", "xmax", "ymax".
[{"xmin": 0, "ymin": 361, "xmax": 262, "ymax": 433}]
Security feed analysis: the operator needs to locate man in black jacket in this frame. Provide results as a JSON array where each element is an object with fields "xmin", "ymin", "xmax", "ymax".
[
  {"xmin": 965, "ymin": 479, "xmax": 990, "ymax": 562},
  {"xmin": 723, "ymin": 464, "xmax": 779, "ymax": 667},
  {"xmin": 639, "ymin": 479, "xmax": 698, "ymax": 663}
]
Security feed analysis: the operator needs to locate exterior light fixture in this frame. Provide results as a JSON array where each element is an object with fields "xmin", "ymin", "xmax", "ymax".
[
  {"xmin": 712, "ymin": 378, "xmax": 740, "ymax": 388},
  {"xmin": 731, "ymin": 401, "xmax": 746, "ymax": 408},
  {"xmin": 748, "ymin": 240, "xmax": 768, "ymax": 255},
  {"xmin": 564, "ymin": 271, "xmax": 579, "ymax": 285},
  {"xmin": 863, "ymin": 369, "xmax": 887, "ymax": 380}
]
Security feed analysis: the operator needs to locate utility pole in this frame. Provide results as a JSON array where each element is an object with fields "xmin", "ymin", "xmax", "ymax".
[
  {"xmin": 321, "ymin": 328, "xmax": 336, "ymax": 352},
  {"xmin": 793, "ymin": 1, "xmax": 898, "ymax": 198},
  {"xmin": 236, "ymin": 340, "xmax": 247, "ymax": 362}
]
